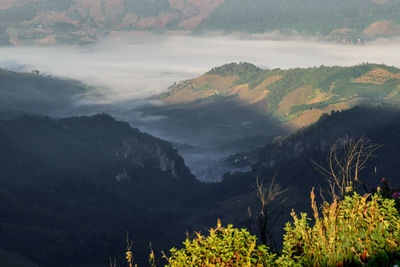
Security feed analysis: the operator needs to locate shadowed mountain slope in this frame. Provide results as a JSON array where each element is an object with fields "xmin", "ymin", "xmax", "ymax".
[
  {"xmin": 0, "ymin": 113, "xmax": 205, "ymax": 266},
  {"xmin": 0, "ymin": 68, "xmax": 92, "ymax": 116},
  {"xmin": 209, "ymin": 105, "xmax": 400, "ymax": 246}
]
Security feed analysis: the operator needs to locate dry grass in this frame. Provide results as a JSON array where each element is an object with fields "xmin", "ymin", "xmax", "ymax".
[
  {"xmin": 253, "ymin": 75, "xmax": 282, "ymax": 91},
  {"xmin": 162, "ymin": 75, "xmax": 238, "ymax": 104},
  {"xmin": 307, "ymin": 91, "xmax": 333, "ymax": 104},
  {"xmin": 38, "ymin": 34, "xmax": 56, "ymax": 45},
  {"xmin": 162, "ymin": 74, "xmax": 280, "ymax": 106},
  {"xmin": 327, "ymin": 97, "xmax": 368, "ymax": 111},
  {"xmin": 163, "ymin": 88, "xmax": 215, "ymax": 104},
  {"xmin": 197, "ymin": 74, "xmax": 238, "ymax": 91},
  {"xmin": 386, "ymin": 84, "xmax": 400, "ymax": 99},
  {"xmin": 354, "ymin": 68, "xmax": 400, "ymax": 84},
  {"xmin": 362, "ymin": 20, "xmax": 400, "ymax": 36},
  {"xmin": 289, "ymin": 109, "xmax": 325, "ymax": 128},
  {"xmin": 278, "ymin": 86, "xmax": 314, "ymax": 115}
]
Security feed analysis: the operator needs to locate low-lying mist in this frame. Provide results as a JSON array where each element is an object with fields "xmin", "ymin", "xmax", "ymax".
[
  {"xmin": 2, "ymin": 33, "xmax": 400, "ymax": 181},
  {"xmin": 1, "ymin": 34, "xmax": 400, "ymax": 105}
]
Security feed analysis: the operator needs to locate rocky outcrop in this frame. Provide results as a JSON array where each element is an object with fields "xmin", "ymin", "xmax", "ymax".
[
  {"xmin": 117, "ymin": 135, "xmax": 191, "ymax": 179},
  {"xmin": 255, "ymin": 133, "xmax": 352, "ymax": 170},
  {"xmin": 0, "ymin": 113, "xmax": 194, "ymax": 181}
]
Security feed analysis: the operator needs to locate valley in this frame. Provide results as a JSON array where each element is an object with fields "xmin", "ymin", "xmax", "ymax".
[
  {"xmin": 0, "ymin": 13, "xmax": 400, "ymax": 264},
  {"xmin": 130, "ymin": 62, "xmax": 400, "ymax": 180},
  {"xmin": 1, "ymin": 60, "xmax": 400, "ymax": 266}
]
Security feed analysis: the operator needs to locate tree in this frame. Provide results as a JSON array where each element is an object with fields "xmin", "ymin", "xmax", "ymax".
[
  {"xmin": 248, "ymin": 177, "xmax": 289, "ymax": 251},
  {"xmin": 313, "ymin": 137, "xmax": 381, "ymax": 201}
]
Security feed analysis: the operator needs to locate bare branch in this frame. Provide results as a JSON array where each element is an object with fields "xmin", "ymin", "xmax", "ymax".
[
  {"xmin": 250, "ymin": 176, "xmax": 289, "ymax": 251},
  {"xmin": 313, "ymin": 137, "xmax": 381, "ymax": 201}
]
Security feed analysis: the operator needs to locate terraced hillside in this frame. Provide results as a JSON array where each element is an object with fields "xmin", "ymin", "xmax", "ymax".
[
  {"xmin": 1, "ymin": 0, "xmax": 400, "ymax": 45},
  {"xmin": 156, "ymin": 62, "xmax": 400, "ymax": 129}
]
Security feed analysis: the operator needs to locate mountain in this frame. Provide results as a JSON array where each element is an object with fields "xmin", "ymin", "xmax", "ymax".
[
  {"xmin": 1, "ymin": 0, "xmax": 400, "ymax": 45},
  {"xmin": 156, "ymin": 62, "xmax": 400, "ymax": 129},
  {"xmin": 0, "ymin": 68, "xmax": 92, "ymax": 116},
  {"xmin": 136, "ymin": 62, "xmax": 400, "ymax": 180},
  {"xmin": 210, "ymin": 104, "xmax": 400, "ymax": 246},
  {"xmin": 0, "ymin": 0, "xmax": 223, "ymax": 45},
  {"xmin": 0, "ymin": 113, "xmax": 205, "ymax": 266},
  {"xmin": 2, "ymin": 106, "xmax": 400, "ymax": 266},
  {"xmin": 197, "ymin": 0, "xmax": 400, "ymax": 43},
  {"xmin": 3, "ymin": 65, "xmax": 400, "ymax": 266}
]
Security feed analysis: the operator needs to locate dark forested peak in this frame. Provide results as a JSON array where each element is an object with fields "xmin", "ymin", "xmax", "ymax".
[
  {"xmin": 253, "ymin": 104, "xmax": 400, "ymax": 173},
  {"xmin": 0, "ymin": 113, "xmax": 194, "ymax": 180},
  {"xmin": 0, "ymin": 114, "xmax": 204, "ymax": 266}
]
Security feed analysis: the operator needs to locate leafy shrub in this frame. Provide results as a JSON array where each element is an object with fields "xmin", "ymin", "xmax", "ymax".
[
  {"xmin": 165, "ymin": 222, "xmax": 276, "ymax": 266},
  {"xmin": 278, "ymin": 189, "xmax": 400, "ymax": 266},
  {"xmin": 121, "ymin": 188, "xmax": 400, "ymax": 266},
  {"xmin": 378, "ymin": 178, "xmax": 400, "ymax": 212}
]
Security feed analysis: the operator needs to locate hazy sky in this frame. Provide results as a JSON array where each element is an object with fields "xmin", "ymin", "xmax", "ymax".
[{"xmin": 1, "ymin": 34, "xmax": 400, "ymax": 104}]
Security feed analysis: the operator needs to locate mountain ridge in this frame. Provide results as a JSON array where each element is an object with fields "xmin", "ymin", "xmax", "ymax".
[
  {"xmin": 0, "ymin": 113, "xmax": 203, "ymax": 266},
  {"xmin": 1, "ymin": 0, "xmax": 400, "ymax": 45},
  {"xmin": 208, "ymin": 104, "xmax": 400, "ymax": 248},
  {"xmin": 0, "ymin": 68, "xmax": 92, "ymax": 115},
  {"xmin": 155, "ymin": 62, "xmax": 400, "ymax": 129}
]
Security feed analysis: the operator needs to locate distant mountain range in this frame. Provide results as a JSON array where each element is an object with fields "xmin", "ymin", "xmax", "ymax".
[{"xmin": 1, "ymin": 0, "xmax": 400, "ymax": 45}]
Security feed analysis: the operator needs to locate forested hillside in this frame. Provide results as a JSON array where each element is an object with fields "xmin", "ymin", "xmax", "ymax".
[
  {"xmin": 2, "ymin": 0, "xmax": 400, "ymax": 266},
  {"xmin": 1, "ymin": 0, "xmax": 399, "ymax": 45},
  {"xmin": 0, "ymin": 114, "xmax": 205, "ymax": 266},
  {"xmin": 156, "ymin": 62, "xmax": 400, "ymax": 129},
  {"xmin": 0, "ymin": 68, "xmax": 91, "ymax": 115},
  {"xmin": 0, "ymin": 0, "xmax": 222, "ymax": 45},
  {"xmin": 197, "ymin": 0, "xmax": 400, "ymax": 43},
  {"xmin": 2, "ymin": 105, "xmax": 400, "ymax": 266},
  {"xmin": 209, "ymin": 105, "xmax": 400, "ymax": 253}
]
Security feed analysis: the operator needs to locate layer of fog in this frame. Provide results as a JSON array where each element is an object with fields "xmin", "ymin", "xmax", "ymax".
[
  {"xmin": 2, "ymin": 33, "xmax": 400, "ymax": 181},
  {"xmin": 1, "ymin": 34, "xmax": 400, "ymax": 105}
]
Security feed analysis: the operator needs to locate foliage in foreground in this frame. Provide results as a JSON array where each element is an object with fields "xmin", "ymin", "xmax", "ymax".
[
  {"xmin": 164, "ymin": 191, "xmax": 400, "ymax": 266},
  {"xmin": 279, "ymin": 190, "xmax": 400, "ymax": 266},
  {"xmin": 166, "ymin": 220, "xmax": 276, "ymax": 266}
]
